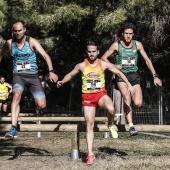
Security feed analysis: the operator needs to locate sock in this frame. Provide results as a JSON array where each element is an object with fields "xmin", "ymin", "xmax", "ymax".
[
  {"xmin": 129, "ymin": 123, "xmax": 134, "ymax": 128},
  {"xmin": 12, "ymin": 126, "xmax": 17, "ymax": 130}
]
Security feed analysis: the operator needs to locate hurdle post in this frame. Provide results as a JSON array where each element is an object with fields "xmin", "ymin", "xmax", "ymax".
[
  {"xmin": 71, "ymin": 132, "xmax": 79, "ymax": 159},
  {"xmin": 37, "ymin": 120, "xmax": 41, "ymax": 137}
]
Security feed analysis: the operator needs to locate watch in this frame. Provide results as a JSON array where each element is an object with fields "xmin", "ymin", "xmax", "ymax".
[
  {"xmin": 49, "ymin": 70, "xmax": 54, "ymax": 73},
  {"xmin": 153, "ymin": 73, "xmax": 158, "ymax": 78}
]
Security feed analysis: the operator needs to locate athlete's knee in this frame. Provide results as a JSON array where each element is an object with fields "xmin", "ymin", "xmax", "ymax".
[
  {"xmin": 123, "ymin": 94, "xmax": 131, "ymax": 103},
  {"xmin": 86, "ymin": 120, "xmax": 94, "ymax": 128},
  {"xmin": 37, "ymin": 103, "xmax": 46, "ymax": 109},
  {"xmin": 134, "ymin": 100, "xmax": 142, "ymax": 107},
  {"xmin": 12, "ymin": 92, "xmax": 22, "ymax": 102}
]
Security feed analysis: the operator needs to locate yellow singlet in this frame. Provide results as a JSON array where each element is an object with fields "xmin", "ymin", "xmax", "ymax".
[
  {"xmin": 82, "ymin": 59, "xmax": 105, "ymax": 93},
  {"xmin": 0, "ymin": 83, "xmax": 8, "ymax": 100}
]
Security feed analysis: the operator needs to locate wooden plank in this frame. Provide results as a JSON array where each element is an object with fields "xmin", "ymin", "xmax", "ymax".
[
  {"xmin": 0, "ymin": 117, "xmax": 108, "ymax": 122},
  {"xmin": 0, "ymin": 124, "xmax": 107, "ymax": 132},
  {"xmin": 6, "ymin": 113, "xmax": 74, "ymax": 117},
  {"xmin": 0, "ymin": 124, "xmax": 170, "ymax": 132}
]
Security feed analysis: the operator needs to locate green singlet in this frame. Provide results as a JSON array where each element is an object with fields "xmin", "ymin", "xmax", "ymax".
[{"xmin": 115, "ymin": 40, "xmax": 138, "ymax": 73}]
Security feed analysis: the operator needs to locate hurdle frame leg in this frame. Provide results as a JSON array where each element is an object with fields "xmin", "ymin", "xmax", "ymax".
[
  {"xmin": 37, "ymin": 120, "xmax": 41, "ymax": 137},
  {"xmin": 71, "ymin": 132, "xmax": 79, "ymax": 159}
]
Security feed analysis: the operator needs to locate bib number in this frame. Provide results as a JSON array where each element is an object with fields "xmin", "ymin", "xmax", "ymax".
[
  {"xmin": 87, "ymin": 80, "xmax": 101, "ymax": 90},
  {"xmin": 0, "ymin": 92, "xmax": 6, "ymax": 97},
  {"xmin": 122, "ymin": 57, "xmax": 135, "ymax": 67},
  {"xmin": 17, "ymin": 62, "xmax": 31, "ymax": 72}
]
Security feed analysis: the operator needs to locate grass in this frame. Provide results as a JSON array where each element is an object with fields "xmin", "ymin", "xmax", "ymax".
[{"xmin": 0, "ymin": 132, "xmax": 170, "ymax": 170}]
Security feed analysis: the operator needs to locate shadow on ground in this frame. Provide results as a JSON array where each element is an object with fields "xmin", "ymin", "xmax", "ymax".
[
  {"xmin": 0, "ymin": 138, "xmax": 51, "ymax": 160},
  {"xmin": 80, "ymin": 146, "xmax": 127, "ymax": 163}
]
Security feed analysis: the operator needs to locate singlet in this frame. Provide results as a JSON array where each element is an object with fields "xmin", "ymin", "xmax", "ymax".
[
  {"xmin": 82, "ymin": 59, "xmax": 105, "ymax": 93},
  {"xmin": 115, "ymin": 40, "xmax": 138, "ymax": 73},
  {"xmin": 11, "ymin": 36, "xmax": 38, "ymax": 74},
  {"xmin": 0, "ymin": 83, "xmax": 8, "ymax": 100}
]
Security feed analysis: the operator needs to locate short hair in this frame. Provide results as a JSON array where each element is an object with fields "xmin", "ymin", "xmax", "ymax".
[
  {"xmin": 122, "ymin": 22, "xmax": 136, "ymax": 32},
  {"xmin": 12, "ymin": 20, "xmax": 26, "ymax": 30},
  {"xmin": 86, "ymin": 39, "xmax": 99, "ymax": 50},
  {"xmin": 0, "ymin": 76, "xmax": 5, "ymax": 79}
]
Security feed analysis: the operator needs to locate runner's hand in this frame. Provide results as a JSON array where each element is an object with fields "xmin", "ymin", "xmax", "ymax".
[
  {"xmin": 128, "ymin": 86, "xmax": 135, "ymax": 96},
  {"xmin": 49, "ymin": 72, "xmax": 58, "ymax": 83},
  {"xmin": 115, "ymin": 64, "xmax": 122, "ymax": 70},
  {"xmin": 57, "ymin": 81, "xmax": 63, "ymax": 88},
  {"xmin": 154, "ymin": 77, "xmax": 162, "ymax": 87}
]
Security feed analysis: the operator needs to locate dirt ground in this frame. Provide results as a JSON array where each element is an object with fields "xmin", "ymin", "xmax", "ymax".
[{"xmin": 0, "ymin": 132, "xmax": 170, "ymax": 170}]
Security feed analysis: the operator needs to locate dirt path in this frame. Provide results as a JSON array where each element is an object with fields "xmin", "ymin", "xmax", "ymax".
[{"xmin": 0, "ymin": 132, "xmax": 170, "ymax": 170}]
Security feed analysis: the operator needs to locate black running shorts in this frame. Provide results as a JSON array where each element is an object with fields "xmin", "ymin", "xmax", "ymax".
[{"xmin": 115, "ymin": 72, "xmax": 140, "ymax": 86}]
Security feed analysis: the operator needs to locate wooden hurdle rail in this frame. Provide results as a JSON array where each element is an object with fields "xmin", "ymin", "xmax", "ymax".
[{"xmin": 0, "ymin": 116, "xmax": 170, "ymax": 159}]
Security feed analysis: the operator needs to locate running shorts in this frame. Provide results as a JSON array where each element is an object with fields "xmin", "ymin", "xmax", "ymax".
[
  {"xmin": 115, "ymin": 72, "xmax": 140, "ymax": 86},
  {"xmin": 0, "ymin": 99, "xmax": 8, "ymax": 105},
  {"xmin": 13, "ymin": 73, "xmax": 45, "ymax": 99},
  {"xmin": 82, "ymin": 89, "xmax": 107, "ymax": 107}
]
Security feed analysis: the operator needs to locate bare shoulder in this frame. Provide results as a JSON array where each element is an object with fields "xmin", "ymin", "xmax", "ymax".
[
  {"xmin": 75, "ymin": 61, "xmax": 85, "ymax": 72},
  {"xmin": 29, "ymin": 37, "xmax": 42, "ymax": 51},
  {"xmin": 135, "ymin": 40, "xmax": 143, "ymax": 50},
  {"xmin": 5, "ymin": 39, "xmax": 12, "ymax": 50},
  {"xmin": 110, "ymin": 41, "xmax": 118, "ymax": 50},
  {"xmin": 5, "ymin": 82, "xmax": 11, "ymax": 86},
  {"xmin": 101, "ymin": 60, "xmax": 110, "ymax": 70},
  {"xmin": 29, "ymin": 37, "xmax": 39, "ymax": 45}
]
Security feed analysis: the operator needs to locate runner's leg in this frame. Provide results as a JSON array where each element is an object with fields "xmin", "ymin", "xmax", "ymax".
[{"xmin": 84, "ymin": 106, "xmax": 96, "ymax": 156}]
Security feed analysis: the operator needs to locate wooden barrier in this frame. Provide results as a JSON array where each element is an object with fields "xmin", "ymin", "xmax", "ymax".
[
  {"xmin": 0, "ymin": 116, "xmax": 108, "ymax": 122},
  {"xmin": 1, "ymin": 116, "xmax": 170, "ymax": 159},
  {"xmin": 0, "ymin": 116, "xmax": 109, "ymax": 159},
  {"xmin": 0, "ymin": 123, "xmax": 170, "ymax": 133}
]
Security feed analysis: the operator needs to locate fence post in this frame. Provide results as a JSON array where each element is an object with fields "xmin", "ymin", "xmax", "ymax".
[
  {"xmin": 159, "ymin": 88, "xmax": 163, "ymax": 125},
  {"xmin": 71, "ymin": 132, "xmax": 79, "ymax": 159}
]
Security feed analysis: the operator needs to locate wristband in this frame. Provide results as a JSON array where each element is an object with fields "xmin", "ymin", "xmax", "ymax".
[
  {"xmin": 153, "ymin": 73, "xmax": 158, "ymax": 78},
  {"xmin": 49, "ymin": 70, "xmax": 54, "ymax": 73}
]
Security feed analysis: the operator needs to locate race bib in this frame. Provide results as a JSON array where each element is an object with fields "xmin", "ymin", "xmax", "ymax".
[
  {"xmin": 86, "ymin": 79, "xmax": 101, "ymax": 90},
  {"xmin": 122, "ymin": 57, "xmax": 135, "ymax": 67},
  {"xmin": 17, "ymin": 62, "xmax": 31, "ymax": 72},
  {"xmin": 0, "ymin": 92, "xmax": 6, "ymax": 97}
]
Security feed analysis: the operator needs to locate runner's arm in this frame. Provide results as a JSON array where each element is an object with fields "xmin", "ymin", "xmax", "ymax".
[
  {"xmin": 137, "ymin": 41, "xmax": 162, "ymax": 87},
  {"xmin": 101, "ymin": 42, "xmax": 122, "ymax": 70},
  {"xmin": 102, "ymin": 61, "xmax": 135, "ymax": 95},
  {"xmin": 6, "ymin": 83, "xmax": 12, "ymax": 93},
  {"xmin": 57, "ymin": 63, "xmax": 82, "ymax": 88},
  {"xmin": 30, "ymin": 38, "xmax": 58, "ymax": 83}
]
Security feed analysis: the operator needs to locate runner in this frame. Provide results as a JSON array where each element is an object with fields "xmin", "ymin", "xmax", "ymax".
[
  {"xmin": 0, "ymin": 76, "xmax": 12, "ymax": 115},
  {"xmin": 57, "ymin": 39, "xmax": 135, "ymax": 165},
  {"xmin": 101, "ymin": 22, "xmax": 162, "ymax": 136},
  {"xmin": 0, "ymin": 20, "xmax": 58, "ymax": 137}
]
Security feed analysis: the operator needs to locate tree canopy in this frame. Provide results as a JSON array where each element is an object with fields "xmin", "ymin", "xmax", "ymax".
[{"xmin": 0, "ymin": 0, "xmax": 169, "ymax": 79}]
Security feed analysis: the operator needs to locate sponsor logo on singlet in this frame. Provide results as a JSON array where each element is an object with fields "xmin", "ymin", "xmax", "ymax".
[{"xmin": 87, "ymin": 72, "xmax": 100, "ymax": 78}]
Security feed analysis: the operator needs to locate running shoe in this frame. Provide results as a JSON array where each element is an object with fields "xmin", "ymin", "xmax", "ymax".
[
  {"xmin": 108, "ymin": 125, "xmax": 118, "ymax": 138},
  {"xmin": 129, "ymin": 126, "xmax": 138, "ymax": 136},
  {"xmin": 5, "ymin": 127, "xmax": 18, "ymax": 138},
  {"xmin": 86, "ymin": 154, "xmax": 95, "ymax": 165}
]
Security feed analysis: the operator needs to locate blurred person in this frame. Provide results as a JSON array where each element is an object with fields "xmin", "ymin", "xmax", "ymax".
[
  {"xmin": 57, "ymin": 39, "xmax": 135, "ymax": 165},
  {"xmin": 0, "ymin": 76, "xmax": 12, "ymax": 115},
  {"xmin": 101, "ymin": 22, "xmax": 162, "ymax": 136},
  {"xmin": 0, "ymin": 20, "xmax": 58, "ymax": 137}
]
